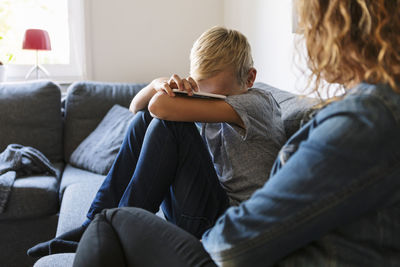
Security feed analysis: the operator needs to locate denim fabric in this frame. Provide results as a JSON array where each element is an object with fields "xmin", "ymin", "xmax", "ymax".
[
  {"xmin": 85, "ymin": 110, "xmax": 229, "ymax": 238},
  {"xmin": 202, "ymin": 83, "xmax": 400, "ymax": 267}
]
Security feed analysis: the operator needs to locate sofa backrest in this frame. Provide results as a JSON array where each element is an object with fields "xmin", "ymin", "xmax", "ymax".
[
  {"xmin": 63, "ymin": 81, "xmax": 147, "ymax": 162},
  {"xmin": 0, "ymin": 80, "xmax": 63, "ymax": 162},
  {"xmin": 254, "ymin": 82, "xmax": 319, "ymax": 138}
]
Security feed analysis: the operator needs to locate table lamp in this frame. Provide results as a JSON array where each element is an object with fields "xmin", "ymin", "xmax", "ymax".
[{"xmin": 22, "ymin": 29, "xmax": 51, "ymax": 79}]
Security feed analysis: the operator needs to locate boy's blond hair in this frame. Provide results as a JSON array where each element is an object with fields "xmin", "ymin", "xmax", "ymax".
[{"xmin": 190, "ymin": 26, "xmax": 254, "ymax": 87}]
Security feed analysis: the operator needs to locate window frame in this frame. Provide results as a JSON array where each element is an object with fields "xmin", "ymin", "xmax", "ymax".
[{"xmin": 4, "ymin": 0, "xmax": 87, "ymax": 82}]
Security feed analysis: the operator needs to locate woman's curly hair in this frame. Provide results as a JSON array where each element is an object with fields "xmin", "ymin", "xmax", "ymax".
[{"xmin": 296, "ymin": 0, "xmax": 400, "ymax": 96}]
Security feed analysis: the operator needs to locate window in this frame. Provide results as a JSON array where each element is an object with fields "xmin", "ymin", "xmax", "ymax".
[{"xmin": 0, "ymin": 0, "xmax": 86, "ymax": 81}]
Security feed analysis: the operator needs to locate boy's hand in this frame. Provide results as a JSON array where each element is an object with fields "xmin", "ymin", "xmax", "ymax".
[
  {"xmin": 151, "ymin": 77, "xmax": 175, "ymax": 97},
  {"xmin": 168, "ymin": 74, "xmax": 199, "ymax": 96},
  {"xmin": 151, "ymin": 75, "xmax": 199, "ymax": 97},
  {"xmin": 131, "ymin": 75, "xmax": 198, "ymax": 114}
]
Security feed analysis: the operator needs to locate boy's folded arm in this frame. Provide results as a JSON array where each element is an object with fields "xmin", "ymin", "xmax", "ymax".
[
  {"xmin": 129, "ymin": 77, "xmax": 170, "ymax": 114},
  {"xmin": 129, "ymin": 83, "xmax": 157, "ymax": 114},
  {"xmin": 148, "ymin": 92, "xmax": 244, "ymax": 128}
]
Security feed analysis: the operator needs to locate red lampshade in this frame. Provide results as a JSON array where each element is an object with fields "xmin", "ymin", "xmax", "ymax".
[{"xmin": 22, "ymin": 29, "xmax": 51, "ymax": 50}]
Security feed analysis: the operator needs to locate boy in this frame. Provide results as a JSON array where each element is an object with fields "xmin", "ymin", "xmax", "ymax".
[{"xmin": 28, "ymin": 26, "xmax": 286, "ymax": 257}]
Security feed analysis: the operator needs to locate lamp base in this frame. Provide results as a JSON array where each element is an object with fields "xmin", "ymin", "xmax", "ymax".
[{"xmin": 25, "ymin": 64, "xmax": 50, "ymax": 80}]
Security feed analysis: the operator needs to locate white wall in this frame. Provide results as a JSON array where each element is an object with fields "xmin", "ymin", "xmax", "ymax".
[
  {"xmin": 85, "ymin": 0, "xmax": 223, "ymax": 83},
  {"xmin": 224, "ymin": 0, "xmax": 306, "ymax": 94},
  {"xmin": 85, "ymin": 0, "xmax": 307, "ymax": 94}
]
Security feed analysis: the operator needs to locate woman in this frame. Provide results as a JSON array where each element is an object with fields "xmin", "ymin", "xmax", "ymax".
[{"xmin": 73, "ymin": 1, "xmax": 400, "ymax": 266}]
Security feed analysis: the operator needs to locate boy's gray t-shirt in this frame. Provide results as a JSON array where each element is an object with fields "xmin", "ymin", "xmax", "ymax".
[{"xmin": 201, "ymin": 88, "xmax": 286, "ymax": 206}]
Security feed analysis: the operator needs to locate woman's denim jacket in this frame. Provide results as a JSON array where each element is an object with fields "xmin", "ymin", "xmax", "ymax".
[{"xmin": 202, "ymin": 83, "xmax": 400, "ymax": 267}]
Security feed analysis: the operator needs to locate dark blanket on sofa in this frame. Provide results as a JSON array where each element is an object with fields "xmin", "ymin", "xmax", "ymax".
[{"xmin": 0, "ymin": 144, "xmax": 57, "ymax": 213}]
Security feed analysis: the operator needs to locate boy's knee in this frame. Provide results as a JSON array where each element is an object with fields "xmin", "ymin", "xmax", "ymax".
[
  {"xmin": 149, "ymin": 119, "xmax": 197, "ymax": 135},
  {"xmin": 128, "ymin": 109, "xmax": 153, "ymax": 131},
  {"xmin": 134, "ymin": 109, "xmax": 152, "ymax": 122}
]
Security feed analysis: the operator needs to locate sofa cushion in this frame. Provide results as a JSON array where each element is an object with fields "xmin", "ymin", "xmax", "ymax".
[
  {"xmin": 254, "ymin": 82, "xmax": 319, "ymax": 138},
  {"xmin": 33, "ymin": 253, "xmax": 75, "ymax": 267},
  {"xmin": 57, "ymin": 180, "xmax": 104, "ymax": 236},
  {"xmin": 0, "ymin": 162, "xmax": 63, "ymax": 220},
  {"xmin": 64, "ymin": 81, "xmax": 147, "ymax": 161},
  {"xmin": 69, "ymin": 105, "xmax": 135, "ymax": 175},
  {"xmin": 58, "ymin": 164, "xmax": 164, "ymax": 235},
  {"xmin": 0, "ymin": 80, "xmax": 63, "ymax": 162},
  {"xmin": 59, "ymin": 164, "xmax": 105, "ymax": 199}
]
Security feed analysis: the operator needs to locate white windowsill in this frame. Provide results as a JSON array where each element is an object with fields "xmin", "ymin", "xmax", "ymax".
[{"xmin": 3, "ymin": 64, "xmax": 82, "ymax": 93}]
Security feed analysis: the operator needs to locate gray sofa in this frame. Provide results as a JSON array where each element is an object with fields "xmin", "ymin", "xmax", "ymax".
[{"xmin": 0, "ymin": 80, "xmax": 316, "ymax": 267}]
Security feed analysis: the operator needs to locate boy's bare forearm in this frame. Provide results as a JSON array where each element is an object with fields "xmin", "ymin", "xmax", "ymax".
[
  {"xmin": 130, "ymin": 75, "xmax": 243, "ymax": 128},
  {"xmin": 148, "ymin": 92, "xmax": 244, "ymax": 127},
  {"xmin": 129, "ymin": 78, "xmax": 169, "ymax": 114},
  {"xmin": 129, "ymin": 84, "xmax": 155, "ymax": 114}
]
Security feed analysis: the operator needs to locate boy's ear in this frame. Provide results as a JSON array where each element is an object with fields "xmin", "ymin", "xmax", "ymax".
[{"xmin": 246, "ymin": 68, "xmax": 257, "ymax": 88}]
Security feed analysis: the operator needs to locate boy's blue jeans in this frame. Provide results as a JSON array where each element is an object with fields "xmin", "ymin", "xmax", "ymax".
[{"xmin": 85, "ymin": 110, "xmax": 229, "ymax": 238}]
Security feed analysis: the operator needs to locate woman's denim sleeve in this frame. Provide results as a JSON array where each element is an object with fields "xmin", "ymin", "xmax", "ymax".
[{"xmin": 201, "ymin": 94, "xmax": 400, "ymax": 267}]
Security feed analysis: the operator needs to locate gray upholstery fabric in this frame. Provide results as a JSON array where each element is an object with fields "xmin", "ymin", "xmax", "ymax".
[
  {"xmin": 70, "ymin": 105, "xmax": 135, "ymax": 175},
  {"xmin": 0, "ymin": 80, "xmax": 63, "ymax": 162},
  {"xmin": 0, "ymin": 215, "xmax": 58, "ymax": 267},
  {"xmin": 254, "ymin": 82, "xmax": 319, "ymax": 138},
  {"xmin": 34, "ymin": 253, "xmax": 75, "ymax": 267},
  {"xmin": 0, "ymin": 162, "xmax": 63, "ymax": 220},
  {"xmin": 59, "ymin": 164, "xmax": 105, "ymax": 199},
  {"xmin": 64, "ymin": 81, "xmax": 147, "ymax": 161},
  {"xmin": 0, "ymin": 144, "xmax": 58, "ymax": 213},
  {"xmin": 56, "ymin": 180, "xmax": 104, "ymax": 236}
]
